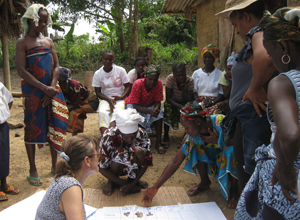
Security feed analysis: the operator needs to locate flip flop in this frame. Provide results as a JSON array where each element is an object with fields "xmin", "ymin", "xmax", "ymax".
[
  {"xmin": 157, "ymin": 146, "xmax": 166, "ymax": 154},
  {"xmin": 227, "ymin": 197, "xmax": 239, "ymax": 209},
  {"xmin": 27, "ymin": 174, "xmax": 42, "ymax": 186},
  {"xmin": 51, "ymin": 170, "xmax": 56, "ymax": 175},
  {"xmin": 187, "ymin": 185, "xmax": 210, "ymax": 197},
  {"xmin": 0, "ymin": 191, "xmax": 9, "ymax": 201},
  {"xmin": 161, "ymin": 142, "xmax": 170, "ymax": 149},
  {"xmin": 4, "ymin": 185, "xmax": 19, "ymax": 195}
]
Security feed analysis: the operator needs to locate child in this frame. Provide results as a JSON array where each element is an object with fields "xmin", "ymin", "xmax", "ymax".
[
  {"xmin": 0, "ymin": 82, "xmax": 19, "ymax": 201},
  {"xmin": 92, "ymin": 49, "xmax": 131, "ymax": 135},
  {"xmin": 127, "ymin": 57, "xmax": 147, "ymax": 84},
  {"xmin": 162, "ymin": 63, "xmax": 194, "ymax": 149}
]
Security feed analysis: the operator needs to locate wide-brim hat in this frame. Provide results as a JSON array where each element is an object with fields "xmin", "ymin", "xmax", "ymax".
[{"xmin": 216, "ymin": 0, "xmax": 258, "ymax": 18}]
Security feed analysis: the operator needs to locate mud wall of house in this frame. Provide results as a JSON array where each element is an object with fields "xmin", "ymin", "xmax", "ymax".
[{"xmin": 195, "ymin": 0, "xmax": 244, "ymax": 68}]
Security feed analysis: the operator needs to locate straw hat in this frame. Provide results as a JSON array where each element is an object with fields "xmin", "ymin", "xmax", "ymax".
[{"xmin": 216, "ymin": 0, "xmax": 258, "ymax": 17}]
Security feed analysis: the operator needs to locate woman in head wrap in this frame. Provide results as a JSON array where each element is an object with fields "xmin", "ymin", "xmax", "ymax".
[
  {"xmin": 142, "ymin": 103, "xmax": 239, "ymax": 208},
  {"xmin": 216, "ymin": 0, "xmax": 276, "ymax": 191},
  {"xmin": 16, "ymin": 4, "xmax": 68, "ymax": 186},
  {"xmin": 98, "ymin": 109, "xmax": 153, "ymax": 196},
  {"xmin": 215, "ymin": 52, "xmax": 238, "ymax": 115},
  {"xmin": 192, "ymin": 44, "xmax": 224, "ymax": 110},
  {"xmin": 126, "ymin": 64, "xmax": 164, "ymax": 154},
  {"xmin": 35, "ymin": 135, "xmax": 99, "ymax": 219},
  {"xmin": 58, "ymin": 67, "xmax": 99, "ymax": 136},
  {"xmin": 234, "ymin": 8, "xmax": 300, "ymax": 219}
]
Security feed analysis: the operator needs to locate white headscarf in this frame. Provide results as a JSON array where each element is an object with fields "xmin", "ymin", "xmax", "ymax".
[{"xmin": 114, "ymin": 109, "xmax": 144, "ymax": 134}]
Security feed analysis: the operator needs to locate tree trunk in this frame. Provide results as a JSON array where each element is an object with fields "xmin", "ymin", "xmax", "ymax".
[
  {"xmin": 116, "ymin": 9, "xmax": 126, "ymax": 52},
  {"xmin": 134, "ymin": 0, "xmax": 139, "ymax": 59},
  {"xmin": 1, "ymin": 34, "xmax": 11, "ymax": 91},
  {"xmin": 128, "ymin": 0, "xmax": 133, "ymax": 64}
]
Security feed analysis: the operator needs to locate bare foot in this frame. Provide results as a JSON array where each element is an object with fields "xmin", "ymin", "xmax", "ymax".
[
  {"xmin": 129, "ymin": 186, "xmax": 141, "ymax": 194},
  {"xmin": 227, "ymin": 197, "xmax": 239, "ymax": 209},
  {"xmin": 138, "ymin": 180, "xmax": 148, "ymax": 189},
  {"xmin": 102, "ymin": 180, "xmax": 114, "ymax": 196},
  {"xmin": 187, "ymin": 181, "xmax": 211, "ymax": 196}
]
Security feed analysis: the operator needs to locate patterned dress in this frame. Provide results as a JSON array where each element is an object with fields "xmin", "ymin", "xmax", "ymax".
[
  {"xmin": 182, "ymin": 114, "xmax": 237, "ymax": 200},
  {"xmin": 98, "ymin": 127, "xmax": 153, "ymax": 179},
  {"xmin": 22, "ymin": 46, "xmax": 68, "ymax": 151},
  {"xmin": 235, "ymin": 70, "xmax": 300, "ymax": 219}
]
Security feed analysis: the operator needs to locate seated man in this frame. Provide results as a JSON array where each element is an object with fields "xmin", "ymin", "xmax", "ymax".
[{"xmin": 98, "ymin": 109, "xmax": 153, "ymax": 196}]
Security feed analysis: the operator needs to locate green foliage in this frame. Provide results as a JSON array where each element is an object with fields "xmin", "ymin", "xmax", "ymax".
[
  {"xmin": 55, "ymin": 34, "xmax": 104, "ymax": 73},
  {"xmin": 140, "ymin": 15, "xmax": 197, "ymax": 47},
  {"xmin": 0, "ymin": 39, "xmax": 17, "ymax": 69}
]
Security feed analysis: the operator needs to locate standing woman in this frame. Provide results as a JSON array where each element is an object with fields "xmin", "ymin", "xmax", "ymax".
[
  {"xmin": 126, "ymin": 65, "xmax": 164, "ymax": 154},
  {"xmin": 36, "ymin": 135, "xmax": 99, "ymax": 220},
  {"xmin": 192, "ymin": 44, "xmax": 224, "ymax": 110},
  {"xmin": 217, "ymin": 0, "xmax": 276, "ymax": 190},
  {"xmin": 16, "ymin": 4, "xmax": 68, "ymax": 186},
  {"xmin": 235, "ymin": 8, "xmax": 300, "ymax": 219}
]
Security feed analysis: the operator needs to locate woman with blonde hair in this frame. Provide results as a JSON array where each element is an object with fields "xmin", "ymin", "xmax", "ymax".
[{"xmin": 35, "ymin": 135, "xmax": 99, "ymax": 220}]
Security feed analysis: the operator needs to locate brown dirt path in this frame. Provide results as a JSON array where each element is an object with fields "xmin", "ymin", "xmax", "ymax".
[{"xmin": 0, "ymin": 69, "xmax": 235, "ymax": 219}]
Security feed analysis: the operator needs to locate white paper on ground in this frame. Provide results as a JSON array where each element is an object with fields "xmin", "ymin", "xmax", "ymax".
[
  {"xmin": 96, "ymin": 202, "xmax": 227, "ymax": 220},
  {"xmin": 0, "ymin": 190, "xmax": 98, "ymax": 220},
  {"xmin": 0, "ymin": 190, "xmax": 47, "ymax": 220}
]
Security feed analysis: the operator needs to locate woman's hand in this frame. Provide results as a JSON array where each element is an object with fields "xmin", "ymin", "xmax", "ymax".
[
  {"xmin": 120, "ymin": 182, "xmax": 135, "ymax": 194},
  {"xmin": 44, "ymin": 85, "xmax": 59, "ymax": 98},
  {"xmin": 150, "ymin": 106, "xmax": 160, "ymax": 118},
  {"xmin": 42, "ymin": 94, "xmax": 52, "ymax": 107},
  {"xmin": 141, "ymin": 186, "xmax": 158, "ymax": 206},
  {"xmin": 112, "ymin": 96, "xmax": 123, "ymax": 101},
  {"xmin": 200, "ymin": 128, "xmax": 218, "ymax": 144},
  {"xmin": 203, "ymin": 99, "xmax": 214, "ymax": 108},
  {"xmin": 270, "ymin": 163, "xmax": 298, "ymax": 202},
  {"xmin": 242, "ymin": 86, "xmax": 267, "ymax": 117},
  {"xmin": 108, "ymin": 98, "xmax": 116, "ymax": 110}
]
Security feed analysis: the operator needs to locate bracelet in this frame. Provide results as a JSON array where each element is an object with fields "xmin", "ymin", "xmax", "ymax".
[{"xmin": 199, "ymin": 101, "xmax": 205, "ymax": 109}]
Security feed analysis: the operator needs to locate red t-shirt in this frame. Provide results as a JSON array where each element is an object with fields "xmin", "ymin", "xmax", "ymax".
[{"xmin": 126, "ymin": 78, "xmax": 163, "ymax": 106}]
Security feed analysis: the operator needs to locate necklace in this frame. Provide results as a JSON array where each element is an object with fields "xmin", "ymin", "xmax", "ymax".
[
  {"xmin": 27, "ymin": 32, "xmax": 41, "ymax": 38},
  {"xmin": 27, "ymin": 32, "xmax": 43, "ymax": 46}
]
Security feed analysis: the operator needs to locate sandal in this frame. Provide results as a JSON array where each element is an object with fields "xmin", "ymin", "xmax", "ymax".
[
  {"xmin": 227, "ymin": 197, "xmax": 239, "ymax": 209},
  {"xmin": 157, "ymin": 146, "xmax": 166, "ymax": 154},
  {"xmin": 27, "ymin": 174, "xmax": 42, "ymax": 186},
  {"xmin": 0, "ymin": 191, "xmax": 9, "ymax": 201},
  {"xmin": 4, "ymin": 185, "xmax": 19, "ymax": 195},
  {"xmin": 187, "ymin": 185, "xmax": 210, "ymax": 197}
]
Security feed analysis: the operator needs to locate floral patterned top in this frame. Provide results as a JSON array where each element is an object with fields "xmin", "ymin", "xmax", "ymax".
[{"xmin": 98, "ymin": 127, "xmax": 153, "ymax": 179}]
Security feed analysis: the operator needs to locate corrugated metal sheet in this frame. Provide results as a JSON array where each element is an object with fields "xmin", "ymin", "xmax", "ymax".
[{"xmin": 161, "ymin": 0, "xmax": 196, "ymax": 14}]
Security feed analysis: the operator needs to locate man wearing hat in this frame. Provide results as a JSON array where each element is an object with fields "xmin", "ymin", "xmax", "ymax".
[{"xmin": 98, "ymin": 109, "xmax": 153, "ymax": 196}]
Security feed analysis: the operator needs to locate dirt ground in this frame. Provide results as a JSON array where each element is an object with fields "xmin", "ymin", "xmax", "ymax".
[{"xmin": 0, "ymin": 69, "xmax": 235, "ymax": 219}]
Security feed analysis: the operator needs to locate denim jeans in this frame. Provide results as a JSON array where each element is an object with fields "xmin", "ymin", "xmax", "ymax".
[{"xmin": 221, "ymin": 104, "xmax": 271, "ymax": 175}]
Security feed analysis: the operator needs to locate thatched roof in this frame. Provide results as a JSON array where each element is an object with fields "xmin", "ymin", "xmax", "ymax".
[{"xmin": 0, "ymin": 0, "xmax": 30, "ymax": 39}]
